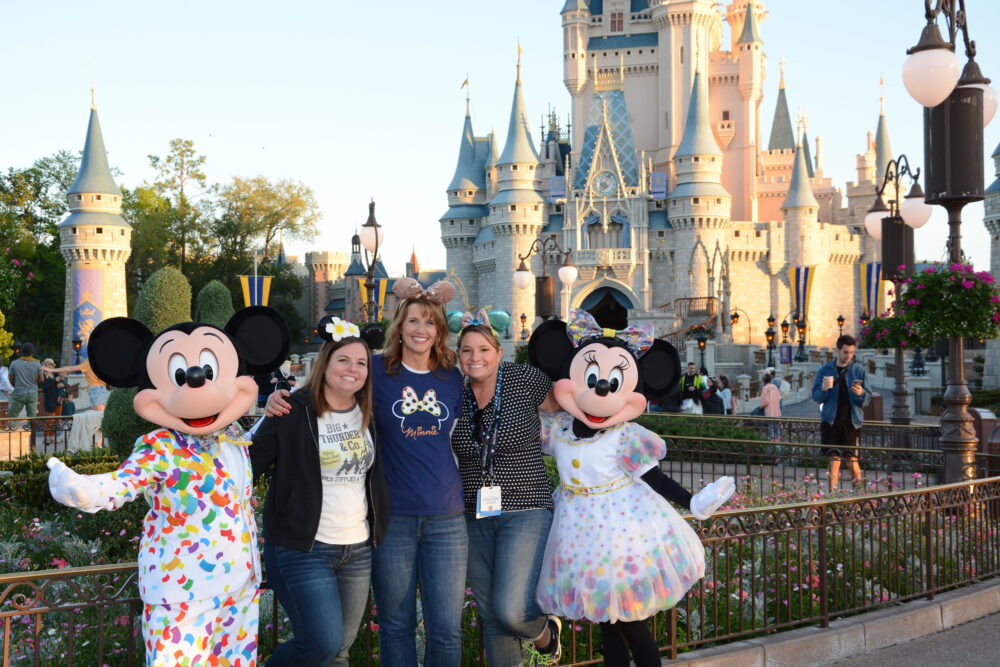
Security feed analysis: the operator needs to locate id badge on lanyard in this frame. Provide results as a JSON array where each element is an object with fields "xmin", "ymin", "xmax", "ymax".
[{"xmin": 475, "ymin": 428, "xmax": 502, "ymax": 518}]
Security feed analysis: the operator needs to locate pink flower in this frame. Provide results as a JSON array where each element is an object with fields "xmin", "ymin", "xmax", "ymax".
[
  {"xmin": 915, "ymin": 283, "xmax": 925, "ymax": 289},
  {"xmin": 962, "ymin": 280, "xmax": 975, "ymax": 289},
  {"xmin": 950, "ymin": 263, "xmax": 964, "ymax": 272},
  {"xmin": 924, "ymin": 266, "xmax": 937, "ymax": 273},
  {"xmin": 897, "ymin": 264, "xmax": 907, "ymax": 272},
  {"xmin": 900, "ymin": 341, "xmax": 908, "ymax": 347},
  {"xmin": 11, "ymin": 259, "xmax": 20, "ymax": 266},
  {"xmin": 992, "ymin": 296, "xmax": 1000, "ymax": 303},
  {"xmin": 907, "ymin": 299, "xmax": 921, "ymax": 306},
  {"xmin": 27, "ymin": 272, "xmax": 33, "ymax": 279},
  {"xmin": 51, "ymin": 557, "xmax": 68, "ymax": 569},
  {"xmin": 992, "ymin": 313, "xmax": 1000, "ymax": 323}
]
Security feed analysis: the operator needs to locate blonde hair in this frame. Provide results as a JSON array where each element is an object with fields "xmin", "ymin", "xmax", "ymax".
[
  {"xmin": 382, "ymin": 298, "xmax": 456, "ymax": 375},
  {"xmin": 305, "ymin": 337, "xmax": 373, "ymax": 431}
]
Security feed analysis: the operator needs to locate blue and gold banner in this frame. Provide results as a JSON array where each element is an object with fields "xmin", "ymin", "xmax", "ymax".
[
  {"xmin": 239, "ymin": 275, "xmax": 272, "ymax": 307},
  {"xmin": 788, "ymin": 265, "xmax": 815, "ymax": 321},
  {"xmin": 357, "ymin": 278, "xmax": 389, "ymax": 316},
  {"xmin": 859, "ymin": 262, "xmax": 883, "ymax": 316},
  {"xmin": 73, "ymin": 268, "xmax": 104, "ymax": 360}
]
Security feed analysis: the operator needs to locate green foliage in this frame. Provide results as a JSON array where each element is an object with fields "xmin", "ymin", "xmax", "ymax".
[
  {"xmin": 637, "ymin": 413, "xmax": 763, "ymax": 441},
  {"xmin": 215, "ymin": 176, "xmax": 320, "ymax": 262},
  {"xmin": 896, "ymin": 263, "xmax": 1000, "ymax": 341},
  {"xmin": 133, "ymin": 266, "xmax": 191, "ymax": 333},
  {"xmin": 514, "ymin": 344, "xmax": 530, "ymax": 364},
  {"xmin": 195, "ymin": 279, "xmax": 235, "ymax": 328},
  {"xmin": 147, "ymin": 139, "xmax": 209, "ymax": 274},
  {"xmin": 121, "ymin": 185, "xmax": 175, "ymax": 308},
  {"xmin": 0, "ymin": 309, "xmax": 13, "ymax": 361},
  {"xmin": 101, "ymin": 388, "xmax": 158, "ymax": 460}
]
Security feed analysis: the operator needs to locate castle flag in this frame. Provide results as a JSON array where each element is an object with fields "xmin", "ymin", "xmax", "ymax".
[
  {"xmin": 239, "ymin": 275, "xmax": 272, "ymax": 307},
  {"xmin": 859, "ymin": 263, "xmax": 884, "ymax": 316},
  {"xmin": 788, "ymin": 266, "xmax": 815, "ymax": 320}
]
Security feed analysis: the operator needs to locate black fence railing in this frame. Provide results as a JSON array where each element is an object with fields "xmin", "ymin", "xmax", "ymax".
[{"xmin": 5, "ymin": 478, "xmax": 1000, "ymax": 666}]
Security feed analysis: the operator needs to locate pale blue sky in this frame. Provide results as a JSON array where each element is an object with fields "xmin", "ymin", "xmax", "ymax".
[{"xmin": 2, "ymin": 1, "xmax": 998, "ymax": 275}]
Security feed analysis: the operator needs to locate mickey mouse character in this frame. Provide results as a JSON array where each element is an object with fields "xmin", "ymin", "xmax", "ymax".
[
  {"xmin": 46, "ymin": 306, "xmax": 289, "ymax": 667},
  {"xmin": 529, "ymin": 309, "xmax": 735, "ymax": 667}
]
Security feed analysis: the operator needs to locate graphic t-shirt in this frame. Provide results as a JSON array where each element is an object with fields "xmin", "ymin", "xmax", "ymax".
[
  {"xmin": 315, "ymin": 405, "xmax": 374, "ymax": 544},
  {"xmin": 371, "ymin": 354, "xmax": 464, "ymax": 515}
]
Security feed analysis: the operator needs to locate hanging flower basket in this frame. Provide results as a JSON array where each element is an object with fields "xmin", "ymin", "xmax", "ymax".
[
  {"xmin": 685, "ymin": 323, "xmax": 714, "ymax": 339},
  {"xmin": 895, "ymin": 264, "xmax": 1000, "ymax": 341},
  {"xmin": 858, "ymin": 313, "xmax": 934, "ymax": 350}
]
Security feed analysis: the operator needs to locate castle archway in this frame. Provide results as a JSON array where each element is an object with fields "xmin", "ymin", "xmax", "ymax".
[{"xmin": 577, "ymin": 286, "xmax": 634, "ymax": 330}]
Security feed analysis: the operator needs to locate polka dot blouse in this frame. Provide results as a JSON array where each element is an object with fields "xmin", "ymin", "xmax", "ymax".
[{"xmin": 452, "ymin": 362, "xmax": 554, "ymax": 514}]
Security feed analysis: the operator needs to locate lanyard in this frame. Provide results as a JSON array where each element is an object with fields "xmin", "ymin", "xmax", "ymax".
[{"xmin": 463, "ymin": 363, "xmax": 504, "ymax": 485}]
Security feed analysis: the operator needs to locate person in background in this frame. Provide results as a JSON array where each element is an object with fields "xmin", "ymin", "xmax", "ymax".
[
  {"xmin": 40, "ymin": 359, "xmax": 67, "ymax": 416},
  {"xmin": 718, "ymin": 376, "xmax": 733, "ymax": 415},
  {"xmin": 812, "ymin": 335, "xmax": 870, "ymax": 491},
  {"xmin": 0, "ymin": 355, "xmax": 13, "ymax": 406},
  {"xmin": 679, "ymin": 363, "xmax": 706, "ymax": 403},
  {"xmin": 8, "ymin": 343, "xmax": 43, "ymax": 417},
  {"xmin": 759, "ymin": 374, "xmax": 782, "ymax": 441},
  {"xmin": 702, "ymin": 381, "xmax": 726, "ymax": 415},
  {"xmin": 43, "ymin": 358, "xmax": 109, "ymax": 411},
  {"xmin": 251, "ymin": 318, "xmax": 388, "ymax": 666}
]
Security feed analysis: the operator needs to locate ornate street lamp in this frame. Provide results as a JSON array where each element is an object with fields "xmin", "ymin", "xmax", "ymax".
[
  {"xmin": 71, "ymin": 339, "xmax": 82, "ymax": 365},
  {"xmin": 780, "ymin": 319, "xmax": 790, "ymax": 344},
  {"xmin": 764, "ymin": 326, "xmax": 776, "ymax": 368},
  {"xmin": 514, "ymin": 238, "xmax": 576, "ymax": 320},
  {"xmin": 901, "ymin": 1, "xmax": 993, "ymax": 475},
  {"xmin": 794, "ymin": 319, "xmax": 808, "ymax": 363},
  {"xmin": 696, "ymin": 334, "xmax": 708, "ymax": 372},
  {"xmin": 359, "ymin": 200, "xmax": 386, "ymax": 323},
  {"xmin": 837, "ymin": 314, "xmax": 846, "ymax": 337},
  {"xmin": 729, "ymin": 309, "xmax": 752, "ymax": 345},
  {"xmin": 519, "ymin": 313, "xmax": 529, "ymax": 341}
]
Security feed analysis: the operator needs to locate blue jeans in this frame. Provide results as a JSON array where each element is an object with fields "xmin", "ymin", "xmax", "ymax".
[
  {"xmin": 466, "ymin": 509, "xmax": 553, "ymax": 667},
  {"xmin": 371, "ymin": 513, "xmax": 468, "ymax": 667},
  {"xmin": 263, "ymin": 540, "xmax": 372, "ymax": 667}
]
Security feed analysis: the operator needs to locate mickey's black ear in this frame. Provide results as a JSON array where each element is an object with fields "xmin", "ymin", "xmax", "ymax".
[
  {"xmin": 639, "ymin": 339, "xmax": 681, "ymax": 401},
  {"xmin": 316, "ymin": 316, "xmax": 335, "ymax": 342},
  {"xmin": 528, "ymin": 319, "xmax": 573, "ymax": 381},
  {"xmin": 225, "ymin": 306, "xmax": 290, "ymax": 375},
  {"xmin": 360, "ymin": 323, "xmax": 385, "ymax": 351},
  {"xmin": 88, "ymin": 318, "xmax": 155, "ymax": 388}
]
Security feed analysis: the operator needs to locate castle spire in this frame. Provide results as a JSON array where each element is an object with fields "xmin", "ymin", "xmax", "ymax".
[
  {"xmin": 68, "ymin": 107, "xmax": 121, "ymax": 197},
  {"xmin": 447, "ymin": 102, "xmax": 485, "ymax": 191},
  {"xmin": 674, "ymin": 70, "xmax": 720, "ymax": 159},
  {"xmin": 782, "ymin": 136, "xmax": 819, "ymax": 210},
  {"xmin": 497, "ymin": 55, "xmax": 540, "ymax": 167},
  {"xmin": 737, "ymin": 0, "xmax": 762, "ymax": 45},
  {"xmin": 799, "ymin": 109, "xmax": 815, "ymax": 178},
  {"xmin": 874, "ymin": 76, "xmax": 893, "ymax": 181},
  {"xmin": 768, "ymin": 60, "xmax": 795, "ymax": 151}
]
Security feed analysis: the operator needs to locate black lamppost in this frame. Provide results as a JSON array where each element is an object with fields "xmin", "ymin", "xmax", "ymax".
[
  {"xmin": 520, "ymin": 313, "xmax": 529, "ymax": 341},
  {"xmin": 794, "ymin": 319, "xmax": 808, "ymax": 363},
  {"xmin": 730, "ymin": 309, "xmax": 752, "ymax": 345},
  {"xmin": 780, "ymin": 319, "xmax": 790, "ymax": 344},
  {"xmin": 71, "ymin": 339, "xmax": 82, "ymax": 365},
  {"xmin": 358, "ymin": 200, "xmax": 386, "ymax": 323},
  {"xmin": 764, "ymin": 327, "xmax": 776, "ymax": 368},
  {"xmin": 901, "ymin": 1, "xmax": 995, "ymax": 479},
  {"xmin": 696, "ymin": 334, "xmax": 708, "ymax": 372},
  {"xmin": 513, "ymin": 238, "xmax": 577, "ymax": 320},
  {"xmin": 837, "ymin": 314, "xmax": 846, "ymax": 337}
]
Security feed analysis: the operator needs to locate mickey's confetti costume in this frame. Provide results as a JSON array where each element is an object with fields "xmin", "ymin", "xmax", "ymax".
[{"xmin": 47, "ymin": 307, "xmax": 289, "ymax": 667}]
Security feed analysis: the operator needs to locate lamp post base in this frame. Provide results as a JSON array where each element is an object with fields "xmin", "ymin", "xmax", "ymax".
[{"xmin": 890, "ymin": 347, "xmax": 911, "ymax": 425}]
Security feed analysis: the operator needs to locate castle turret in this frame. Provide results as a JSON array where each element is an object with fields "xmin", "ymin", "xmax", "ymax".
[
  {"xmin": 58, "ymin": 102, "xmax": 132, "ymax": 366},
  {"xmin": 489, "ymin": 58, "xmax": 546, "ymax": 326},
  {"xmin": 767, "ymin": 62, "xmax": 795, "ymax": 152},
  {"xmin": 669, "ymin": 70, "xmax": 732, "ymax": 302},
  {"xmin": 562, "ymin": 0, "xmax": 590, "ymax": 98},
  {"xmin": 733, "ymin": 0, "xmax": 765, "ymax": 220},
  {"xmin": 874, "ymin": 93, "xmax": 893, "ymax": 183},
  {"xmin": 781, "ymin": 135, "xmax": 820, "ymax": 268}
]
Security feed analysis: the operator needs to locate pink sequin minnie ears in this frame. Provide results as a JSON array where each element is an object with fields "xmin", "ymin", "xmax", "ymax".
[{"xmin": 392, "ymin": 277, "xmax": 456, "ymax": 305}]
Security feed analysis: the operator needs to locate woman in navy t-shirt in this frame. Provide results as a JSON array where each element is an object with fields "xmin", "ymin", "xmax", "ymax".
[{"xmin": 266, "ymin": 278, "xmax": 466, "ymax": 666}]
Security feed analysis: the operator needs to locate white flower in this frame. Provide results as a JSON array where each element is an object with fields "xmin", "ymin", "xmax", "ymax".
[{"xmin": 325, "ymin": 317, "xmax": 360, "ymax": 341}]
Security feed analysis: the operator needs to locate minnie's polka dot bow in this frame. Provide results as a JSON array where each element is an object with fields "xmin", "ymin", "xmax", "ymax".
[
  {"xmin": 566, "ymin": 308, "xmax": 654, "ymax": 357},
  {"xmin": 400, "ymin": 387, "xmax": 442, "ymax": 416}
]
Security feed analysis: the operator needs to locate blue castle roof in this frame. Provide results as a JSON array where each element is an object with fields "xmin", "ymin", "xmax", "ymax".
[
  {"xmin": 69, "ymin": 108, "xmax": 121, "ymax": 196},
  {"xmin": 497, "ymin": 72, "xmax": 540, "ymax": 166},
  {"xmin": 675, "ymin": 71, "xmax": 720, "ymax": 158},
  {"xmin": 587, "ymin": 33, "xmax": 658, "ymax": 51},
  {"xmin": 447, "ymin": 112, "xmax": 485, "ymax": 191},
  {"xmin": 782, "ymin": 141, "xmax": 819, "ymax": 210},
  {"xmin": 768, "ymin": 87, "xmax": 795, "ymax": 151}
]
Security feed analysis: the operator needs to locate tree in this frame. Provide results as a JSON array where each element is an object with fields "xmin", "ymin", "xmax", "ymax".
[
  {"xmin": 147, "ymin": 139, "xmax": 208, "ymax": 274},
  {"xmin": 195, "ymin": 280, "xmax": 235, "ymax": 328},
  {"xmin": 216, "ymin": 176, "xmax": 320, "ymax": 261},
  {"xmin": 133, "ymin": 266, "xmax": 191, "ymax": 333},
  {"xmin": 121, "ymin": 185, "xmax": 175, "ymax": 308},
  {"xmin": 0, "ymin": 310, "xmax": 14, "ymax": 361}
]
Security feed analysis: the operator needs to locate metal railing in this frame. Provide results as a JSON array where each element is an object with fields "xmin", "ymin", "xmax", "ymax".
[
  {"xmin": 0, "ymin": 417, "xmax": 101, "ymax": 460},
  {"xmin": 4, "ymin": 478, "xmax": 1000, "ymax": 665}
]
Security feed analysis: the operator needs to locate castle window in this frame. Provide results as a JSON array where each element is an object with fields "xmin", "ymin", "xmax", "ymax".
[
  {"xmin": 658, "ymin": 231, "xmax": 664, "ymax": 237},
  {"xmin": 512, "ymin": 165, "xmax": 518, "ymax": 171},
  {"xmin": 469, "ymin": 220, "xmax": 475, "ymax": 225},
  {"xmin": 664, "ymin": 111, "xmax": 669, "ymax": 128},
  {"xmin": 693, "ymin": 157, "xmax": 700, "ymax": 163},
  {"xmin": 777, "ymin": 222, "xmax": 782, "ymax": 228},
  {"xmin": 680, "ymin": 46, "xmax": 684, "ymax": 64},
  {"xmin": 534, "ymin": 205, "xmax": 539, "ymax": 211},
  {"xmin": 529, "ymin": 165, "xmax": 535, "ymax": 170},
  {"xmin": 722, "ymin": 110, "xmax": 730, "ymax": 121},
  {"xmin": 692, "ymin": 198, "xmax": 700, "ymax": 204},
  {"xmin": 755, "ymin": 230, "xmax": 761, "ymax": 237},
  {"xmin": 610, "ymin": 12, "xmax": 623, "ymax": 31},
  {"xmin": 96, "ymin": 228, "xmax": 103, "ymax": 235},
  {"xmin": 639, "ymin": 50, "xmax": 643, "ymax": 54},
  {"xmin": 655, "ymin": 201, "xmax": 662, "ymax": 208},
  {"xmin": 510, "ymin": 205, "xmax": 517, "ymax": 212},
  {"xmin": 734, "ymin": 230, "xmax": 741, "ymax": 237},
  {"xmin": 650, "ymin": 49, "xmax": 654, "ymax": 54},
  {"xmin": 72, "ymin": 227, "xmax": 77, "ymax": 234},
  {"xmin": 466, "ymin": 191, "xmax": 473, "ymax": 196},
  {"xmin": 555, "ymin": 204, "xmax": 563, "ymax": 213},
  {"xmin": 96, "ymin": 195, "xmax": 102, "ymax": 201},
  {"xmin": 120, "ymin": 229, "xmax": 125, "ymax": 236},
  {"xmin": 716, "ymin": 198, "xmax": 722, "ymax": 204},
  {"xmin": 76, "ymin": 195, "xmax": 82, "ymax": 201},
  {"xmin": 835, "ymin": 233, "xmax": 840, "ymax": 240},
  {"xmin": 450, "ymin": 221, "xmax": 455, "ymax": 226}
]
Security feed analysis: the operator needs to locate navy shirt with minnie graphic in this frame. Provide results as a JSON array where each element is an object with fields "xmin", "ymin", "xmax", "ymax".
[{"xmin": 371, "ymin": 354, "xmax": 464, "ymax": 515}]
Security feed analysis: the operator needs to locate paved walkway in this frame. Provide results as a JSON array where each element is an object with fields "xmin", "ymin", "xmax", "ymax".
[
  {"xmin": 780, "ymin": 396, "xmax": 940, "ymax": 425},
  {"xmin": 825, "ymin": 611, "xmax": 1000, "ymax": 666}
]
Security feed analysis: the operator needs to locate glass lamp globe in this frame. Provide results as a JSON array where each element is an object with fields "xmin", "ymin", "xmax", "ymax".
[
  {"xmin": 358, "ymin": 224, "xmax": 384, "ymax": 254},
  {"xmin": 557, "ymin": 263, "xmax": 578, "ymax": 286},
  {"xmin": 864, "ymin": 211, "xmax": 885, "ymax": 239},
  {"xmin": 900, "ymin": 193, "xmax": 933, "ymax": 229},
  {"xmin": 902, "ymin": 47, "xmax": 961, "ymax": 107},
  {"xmin": 513, "ymin": 263, "xmax": 532, "ymax": 289},
  {"xmin": 967, "ymin": 82, "xmax": 999, "ymax": 126}
]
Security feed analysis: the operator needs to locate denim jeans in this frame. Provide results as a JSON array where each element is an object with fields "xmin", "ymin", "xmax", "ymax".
[
  {"xmin": 263, "ymin": 540, "xmax": 372, "ymax": 667},
  {"xmin": 371, "ymin": 513, "xmax": 468, "ymax": 667},
  {"xmin": 466, "ymin": 509, "xmax": 553, "ymax": 667}
]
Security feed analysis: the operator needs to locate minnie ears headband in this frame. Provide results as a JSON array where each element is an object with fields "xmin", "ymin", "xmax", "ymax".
[
  {"xmin": 567, "ymin": 308, "xmax": 653, "ymax": 358},
  {"xmin": 446, "ymin": 308, "xmax": 512, "ymax": 335},
  {"xmin": 392, "ymin": 277, "xmax": 456, "ymax": 305}
]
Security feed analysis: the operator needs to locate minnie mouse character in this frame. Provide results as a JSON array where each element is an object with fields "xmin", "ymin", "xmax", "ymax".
[
  {"xmin": 529, "ymin": 309, "xmax": 735, "ymax": 667},
  {"xmin": 46, "ymin": 306, "xmax": 289, "ymax": 667}
]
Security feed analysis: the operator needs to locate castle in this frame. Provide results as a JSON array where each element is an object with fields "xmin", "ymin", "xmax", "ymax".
[{"xmin": 439, "ymin": 0, "xmax": 898, "ymax": 349}]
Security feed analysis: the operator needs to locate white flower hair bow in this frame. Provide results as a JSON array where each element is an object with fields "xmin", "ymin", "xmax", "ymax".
[{"xmin": 325, "ymin": 317, "xmax": 361, "ymax": 342}]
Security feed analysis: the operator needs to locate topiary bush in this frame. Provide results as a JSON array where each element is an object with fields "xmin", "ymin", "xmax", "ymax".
[
  {"xmin": 101, "ymin": 388, "xmax": 158, "ymax": 460},
  {"xmin": 132, "ymin": 266, "xmax": 191, "ymax": 334},
  {"xmin": 195, "ymin": 279, "xmax": 235, "ymax": 328}
]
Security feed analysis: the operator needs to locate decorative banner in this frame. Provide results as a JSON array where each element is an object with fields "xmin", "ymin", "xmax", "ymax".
[
  {"xmin": 651, "ymin": 172, "xmax": 668, "ymax": 200},
  {"xmin": 357, "ymin": 278, "xmax": 389, "ymax": 317},
  {"xmin": 239, "ymin": 275, "xmax": 272, "ymax": 307},
  {"xmin": 73, "ymin": 268, "xmax": 104, "ymax": 361},
  {"xmin": 549, "ymin": 176, "xmax": 565, "ymax": 201},
  {"xmin": 859, "ymin": 262, "xmax": 884, "ymax": 317},
  {"xmin": 788, "ymin": 265, "xmax": 816, "ymax": 321}
]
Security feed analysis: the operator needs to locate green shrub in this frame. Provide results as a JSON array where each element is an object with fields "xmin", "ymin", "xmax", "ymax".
[
  {"xmin": 101, "ymin": 388, "xmax": 158, "ymax": 460},
  {"xmin": 132, "ymin": 266, "xmax": 191, "ymax": 333},
  {"xmin": 195, "ymin": 279, "xmax": 235, "ymax": 328}
]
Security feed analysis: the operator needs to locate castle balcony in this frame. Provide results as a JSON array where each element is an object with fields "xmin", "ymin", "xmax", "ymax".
[{"xmin": 574, "ymin": 248, "xmax": 637, "ymax": 281}]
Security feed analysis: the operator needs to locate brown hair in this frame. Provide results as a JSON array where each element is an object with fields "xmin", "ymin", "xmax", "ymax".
[
  {"xmin": 382, "ymin": 298, "xmax": 456, "ymax": 375},
  {"xmin": 457, "ymin": 324, "xmax": 501, "ymax": 352},
  {"xmin": 305, "ymin": 336, "xmax": 373, "ymax": 431}
]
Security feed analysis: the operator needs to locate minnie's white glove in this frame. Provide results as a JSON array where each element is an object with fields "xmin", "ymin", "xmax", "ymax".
[
  {"xmin": 47, "ymin": 457, "xmax": 104, "ymax": 512},
  {"xmin": 689, "ymin": 476, "xmax": 736, "ymax": 520}
]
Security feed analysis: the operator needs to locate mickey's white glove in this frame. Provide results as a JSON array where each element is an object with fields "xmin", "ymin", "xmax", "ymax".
[
  {"xmin": 689, "ymin": 476, "xmax": 736, "ymax": 520},
  {"xmin": 47, "ymin": 457, "xmax": 103, "ymax": 512}
]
